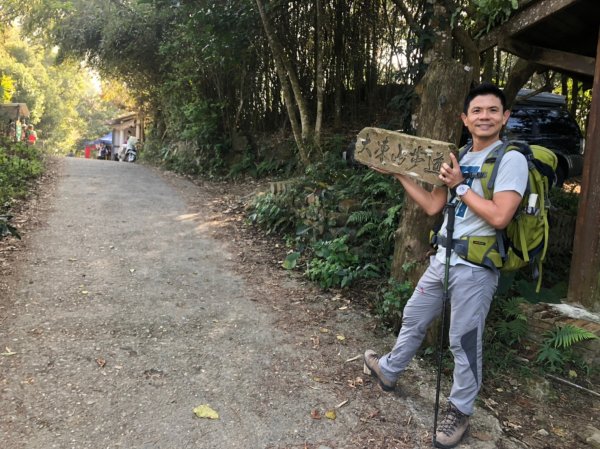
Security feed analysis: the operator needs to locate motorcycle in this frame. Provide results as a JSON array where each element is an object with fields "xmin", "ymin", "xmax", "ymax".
[
  {"xmin": 124, "ymin": 146, "xmax": 137, "ymax": 162},
  {"xmin": 118, "ymin": 144, "xmax": 137, "ymax": 162}
]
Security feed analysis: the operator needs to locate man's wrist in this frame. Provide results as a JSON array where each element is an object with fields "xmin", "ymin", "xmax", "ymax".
[
  {"xmin": 450, "ymin": 180, "xmax": 465, "ymax": 196},
  {"xmin": 456, "ymin": 183, "xmax": 471, "ymax": 197}
]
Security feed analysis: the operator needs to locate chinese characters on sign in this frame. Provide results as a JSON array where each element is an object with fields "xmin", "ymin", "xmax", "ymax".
[{"xmin": 354, "ymin": 128, "xmax": 456, "ymax": 186}]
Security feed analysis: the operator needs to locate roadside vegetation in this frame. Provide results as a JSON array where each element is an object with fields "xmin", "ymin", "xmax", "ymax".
[
  {"xmin": 0, "ymin": 136, "xmax": 44, "ymax": 239},
  {"xmin": 243, "ymin": 138, "xmax": 597, "ymax": 386}
]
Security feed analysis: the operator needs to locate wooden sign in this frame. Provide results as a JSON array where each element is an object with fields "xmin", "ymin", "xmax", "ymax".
[{"xmin": 354, "ymin": 127, "xmax": 457, "ymax": 187}]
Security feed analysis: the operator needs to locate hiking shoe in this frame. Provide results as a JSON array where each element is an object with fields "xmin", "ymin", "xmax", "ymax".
[
  {"xmin": 434, "ymin": 402, "xmax": 470, "ymax": 448},
  {"xmin": 363, "ymin": 349, "xmax": 395, "ymax": 391}
]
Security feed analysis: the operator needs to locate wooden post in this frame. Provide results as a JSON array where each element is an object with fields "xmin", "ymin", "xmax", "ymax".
[{"xmin": 567, "ymin": 26, "xmax": 600, "ymax": 312}]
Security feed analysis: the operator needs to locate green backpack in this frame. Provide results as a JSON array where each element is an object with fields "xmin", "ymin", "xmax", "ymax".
[{"xmin": 441, "ymin": 140, "xmax": 558, "ymax": 291}]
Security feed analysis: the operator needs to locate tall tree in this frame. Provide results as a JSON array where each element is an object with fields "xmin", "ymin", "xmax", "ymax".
[{"xmin": 255, "ymin": 0, "xmax": 315, "ymax": 164}]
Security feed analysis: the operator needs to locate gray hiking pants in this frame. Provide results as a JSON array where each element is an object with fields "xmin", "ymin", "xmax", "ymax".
[{"xmin": 379, "ymin": 256, "xmax": 499, "ymax": 415}]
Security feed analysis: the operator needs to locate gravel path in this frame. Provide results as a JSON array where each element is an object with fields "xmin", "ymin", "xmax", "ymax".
[{"xmin": 0, "ymin": 157, "xmax": 524, "ymax": 449}]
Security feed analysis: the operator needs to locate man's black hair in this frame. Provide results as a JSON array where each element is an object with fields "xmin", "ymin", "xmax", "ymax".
[{"xmin": 463, "ymin": 82, "xmax": 507, "ymax": 113}]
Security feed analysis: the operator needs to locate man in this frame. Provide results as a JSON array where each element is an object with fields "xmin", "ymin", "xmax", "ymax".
[
  {"xmin": 126, "ymin": 130, "xmax": 138, "ymax": 152},
  {"xmin": 364, "ymin": 82, "xmax": 528, "ymax": 448}
]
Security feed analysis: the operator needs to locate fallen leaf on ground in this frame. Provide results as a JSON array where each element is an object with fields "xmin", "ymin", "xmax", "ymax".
[
  {"xmin": 310, "ymin": 409, "xmax": 321, "ymax": 419},
  {"xmin": 193, "ymin": 404, "xmax": 219, "ymax": 419},
  {"xmin": 319, "ymin": 328, "xmax": 329, "ymax": 333},
  {"xmin": 325, "ymin": 409, "xmax": 336, "ymax": 420},
  {"xmin": 336, "ymin": 335, "xmax": 345, "ymax": 341},
  {"xmin": 96, "ymin": 358, "xmax": 106, "ymax": 368}
]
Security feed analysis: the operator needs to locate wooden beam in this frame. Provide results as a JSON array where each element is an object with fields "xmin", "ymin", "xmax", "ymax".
[
  {"xmin": 567, "ymin": 26, "xmax": 600, "ymax": 312},
  {"xmin": 498, "ymin": 38, "xmax": 596, "ymax": 77},
  {"xmin": 479, "ymin": 0, "xmax": 579, "ymax": 52}
]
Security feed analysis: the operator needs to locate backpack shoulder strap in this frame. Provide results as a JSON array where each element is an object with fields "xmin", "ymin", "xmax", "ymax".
[
  {"xmin": 458, "ymin": 144, "xmax": 472, "ymax": 161},
  {"xmin": 480, "ymin": 141, "xmax": 510, "ymax": 199},
  {"xmin": 486, "ymin": 141, "xmax": 511, "ymax": 187}
]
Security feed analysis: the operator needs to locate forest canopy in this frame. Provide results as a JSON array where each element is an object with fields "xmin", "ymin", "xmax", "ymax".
[{"xmin": 0, "ymin": 0, "xmax": 591, "ymax": 165}]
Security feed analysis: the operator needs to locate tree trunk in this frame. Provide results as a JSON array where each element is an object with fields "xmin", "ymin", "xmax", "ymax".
[
  {"xmin": 391, "ymin": 59, "xmax": 472, "ymax": 286},
  {"xmin": 333, "ymin": 0, "xmax": 343, "ymax": 129},
  {"xmin": 255, "ymin": 0, "xmax": 311, "ymax": 165},
  {"xmin": 314, "ymin": 0, "xmax": 325, "ymax": 148},
  {"xmin": 570, "ymin": 80, "xmax": 579, "ymax": 118},
  {"xmin": 481, "ymin": 50, "xmax": 494, "ymax": 82},
  {"xmin": 503, "ymin": 58, "xmax": 540, "ymax": 108}
]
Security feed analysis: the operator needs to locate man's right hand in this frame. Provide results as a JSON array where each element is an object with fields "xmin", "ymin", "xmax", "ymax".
[{"xmin": 370, "ymin": 165, "xmax": 393, "ymax": 176}]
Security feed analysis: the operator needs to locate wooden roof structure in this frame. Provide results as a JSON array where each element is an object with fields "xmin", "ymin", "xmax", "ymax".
[
  {"xmin": 0, "ymin": 103, "xmax": 30, "ymax": 120},
  {"xmin": 479, "ymin": 0, "xmax": 600, "ymax": 311}
]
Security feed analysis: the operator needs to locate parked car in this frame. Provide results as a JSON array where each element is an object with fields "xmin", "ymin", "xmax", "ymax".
[{"xmin": 506, "ymin": 89, "xmax": 584, "ymax": 187}]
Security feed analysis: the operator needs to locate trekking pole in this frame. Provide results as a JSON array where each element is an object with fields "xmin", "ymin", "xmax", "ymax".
[{"xmin": 433, "ymin": 201, "xmax": 456, "ymax": 447}]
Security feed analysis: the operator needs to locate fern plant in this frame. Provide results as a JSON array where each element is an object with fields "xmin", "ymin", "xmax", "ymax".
[
  {"xmin": 536, "ymin": 324, "xmax": 598, "ymax": 373},
  {"xmin": 377, "ymin": 278, "xmax": 413, "ymax": 332},
  {"xmin": 247, "ymin": 192, "xmax": 297, "ymax": 235},
  {"xmin": 494, "ymin": 296, "xmax": 528, "ymax": 346},
  {"xmin": 305, "ymin": 236, "xmax": 380, "ymax": 289},
  {"xmin": 482, "ymin": 295, "xmax": 529, "ymax": 376}
]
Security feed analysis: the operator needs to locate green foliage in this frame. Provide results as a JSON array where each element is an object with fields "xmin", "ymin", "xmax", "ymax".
[
  {"xmin": 282, "ymin": 251, "xmax": 300, "ymax": 270},
  {"xmin": 228, "ymin": 152, "xmax": 284, "ymax": 180},
  {"xmin": 1, "ymin": 25, "xmax": 115, "ymax": 153},
  {"xmin": 305, "ymin": 235, "xmax": 379, "ymax": 289},
  {"xmin": 1, "ymin": 73, "xmax": 15, "ymax": 102},
  {"xmin": 376, "ymin": 278, "xmax": 413, "ymax": 332},
  {"xmin": 247, "ymin": 143, "xmax": 405, "ymax": 289},
  {"xmin": 0, "ymin": 137, "xmax": 44, "ymax": 210},
  {"xmin": 471, "ymin": 0, "xmax": 518, "ymax": 33},
  {"xmin": 485, "ymin": 295, "xmax": 597, "ymax": 378},
  {"xmin": 536, "ymin": 324, "xmax": 598, "ymax": 373},
  {"xmin": 248, "ymin": 192, "xmax": 297, "ymax": 235},
  {"xmin": 491, "ymin": 296, "xmax": 528, "ymax": 346},
  {"xmin": 482, "ymin": 295, "xmax": 528, "ymax": 374},
  {"xmin": 541, "ymin": 324, "xmax": 598, "ymax": 349}
]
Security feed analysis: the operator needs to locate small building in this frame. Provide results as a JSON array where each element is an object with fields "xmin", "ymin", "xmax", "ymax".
[
  {"xmin": 0, "ymin": 103, "xmax": 30, "ymax": 140},
  {"xmin": 106, "ymin": 112, "xmax": 144, "ymax": 160}
]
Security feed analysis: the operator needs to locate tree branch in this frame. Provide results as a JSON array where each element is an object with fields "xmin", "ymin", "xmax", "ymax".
[{"xmin": 452, "ymin": 25, "xmax": 480, "ymax": 84}]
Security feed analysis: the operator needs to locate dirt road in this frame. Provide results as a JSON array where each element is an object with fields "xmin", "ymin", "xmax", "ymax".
[{"xmin": 0, "ymin": 158, "xmax": 525, "ymax": 448}]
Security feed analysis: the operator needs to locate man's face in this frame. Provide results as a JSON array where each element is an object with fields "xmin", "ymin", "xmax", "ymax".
[{"xmin": 461, "ymin": 94, "xmax": 510, "ymax": 140}]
